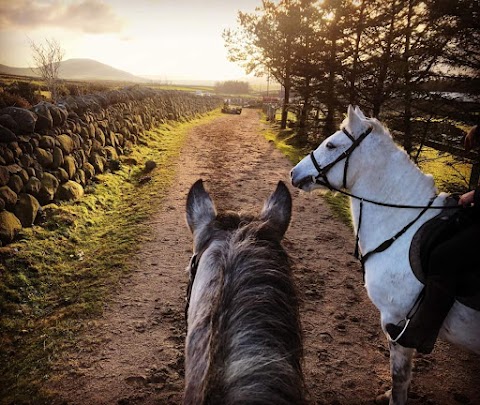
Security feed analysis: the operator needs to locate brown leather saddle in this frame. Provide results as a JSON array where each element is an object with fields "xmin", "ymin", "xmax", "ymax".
[{"xmin": 409, "ymin": 197, "xmax": 480, "ymax": 311}]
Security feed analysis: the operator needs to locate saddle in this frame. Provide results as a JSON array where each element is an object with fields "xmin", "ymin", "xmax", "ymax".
[{"xmin": 409, "ymin": 197, "xmax": 480, "ymax": 311}]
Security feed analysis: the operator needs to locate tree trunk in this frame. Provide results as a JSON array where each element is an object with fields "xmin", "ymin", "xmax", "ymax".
[
  {"xmin": 349, "ymin": 0, "xmax": 366, "ymax": 106},
  {"xmin": 372, "ymin": 0, "xmax": 397, "ymax": 118},
  {"xmin": 325, "ymin": 24, "xmax": 338, "ymax": 135},
  {"xmin": 403, "ymin": 0, "xmax": 414, "ymax": 156}
]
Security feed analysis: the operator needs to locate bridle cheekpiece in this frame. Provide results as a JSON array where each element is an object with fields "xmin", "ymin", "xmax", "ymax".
[{"xmin": 310, "ymin": 126, "xmax": 373, "ymax": 190}]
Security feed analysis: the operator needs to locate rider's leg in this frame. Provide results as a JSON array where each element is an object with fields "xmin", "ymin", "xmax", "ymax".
[{"xmin": 386, "ymin": 222, "xmax": 479, "ymax": 354}]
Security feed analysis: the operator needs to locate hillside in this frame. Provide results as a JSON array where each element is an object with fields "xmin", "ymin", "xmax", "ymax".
[{"xmin": 0, "ymin": 59, "xmax": 146, "ymax": 83}]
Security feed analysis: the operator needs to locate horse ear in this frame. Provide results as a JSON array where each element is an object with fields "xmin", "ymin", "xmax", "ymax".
[
  {"xmin": 347, "ymin": 104, "xmax": 365, "ymax": 135},
  {"xmin": 260, "ymin": 181, "xmax": 292, "ymax": 241},
  {"xmin": 186, "ymin": 179, "xmax": 216, "ymax": 234},
  {"xmin": 354, "ymin": 105, "xmax": 366, "ymax": 119}
]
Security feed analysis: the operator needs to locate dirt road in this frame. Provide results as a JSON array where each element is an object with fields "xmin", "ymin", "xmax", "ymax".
[{"xmin": 50, "ymin": 109, "xmax": 480, "ymax": 404}]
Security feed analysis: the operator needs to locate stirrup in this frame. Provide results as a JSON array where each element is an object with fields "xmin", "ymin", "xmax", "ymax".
[{"xmin": 388, "ymin": 318, "xmax": 411, "ymax": 344}]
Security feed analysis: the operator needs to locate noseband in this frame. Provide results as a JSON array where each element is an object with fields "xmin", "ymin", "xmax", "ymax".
[{"xmin": 310, "ymin": 126, "xmax": 373, "ymax": 190}]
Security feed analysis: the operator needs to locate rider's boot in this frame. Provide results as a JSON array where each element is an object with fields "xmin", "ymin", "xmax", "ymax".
[{"xmin": 386, "ymin": 275, "xmax": 455, "ymax": 354}]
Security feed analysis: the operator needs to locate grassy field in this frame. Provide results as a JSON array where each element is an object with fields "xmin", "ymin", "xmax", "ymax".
[{"xmin": 0, "ymin": 109, "xmax": 222, "ymax": 404}]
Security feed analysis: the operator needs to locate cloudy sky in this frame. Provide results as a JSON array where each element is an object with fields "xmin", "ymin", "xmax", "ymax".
[{"xmin": 0, "ymin": 0, "xmax": 261, "ymax": 81}]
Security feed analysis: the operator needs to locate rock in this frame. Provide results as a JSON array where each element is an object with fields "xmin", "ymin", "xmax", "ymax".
[
  {"xmin": 5, "ymin": 164, "xmax": 23, "ymax": 175},
  {"xmin": 0, "ymin": 145, "xmax": 15, "ymax": 164},
  {"xmin": 8, "ymin": 142, "xmax": 22, "ymax": 159},
  {"xmin": 83, "ymin": 162, "xmax": 95, "ymax": 179},
  {"xmin": 63, "ymin": 155, "xmax": 77, "ymax": 179},
  {"xmin": 95, "ymin": 127, "xmax": 106, "ymax": 146},
  {"xmin": 32, "ymin": 102, "xmax": 54, "ymax": 131},
  {"xmin": 18, "ymin": 169, "xmax": 29, "ymax": 184},
  {"xmin": 54, "ymin": 167, "xmax": 69, "ymax": 183},
  {"xmin": 25, "ymin": 176, "xmax": 42, "ymax": 196},
  {"xmin": 0, "ymin": 210, "xmax": 22, "ymax": 244},
  {"xmin": 145, "ymin": 160, "xmax": 157, "ymax": 172},
  {"xmin": 0, "ymin": 166, "xmax": 10, "ymax": 186},
  {"xmin": 0, "ymin": 107, "xmax": 37, "ymax": 134},
  {"xmin": 39, "ymin": 172, "xmax": 59, "ymax": 204},
  {"xmin": 56, "ymin": 134, "xmax": 75, "ymax": 154},
  {"xmin": 54, "ymin": 105, "xmax": 68, "ymax": 126},
  {"xmin": 52, "ymin": 147, "xmax": 64, "ymax": 169},
  {"xmin": 0, "ymin": 185, "xmax": 18, "ymax": 210},
  {"xmin": 35, "ymin": 147, "xmax": 54, "ymax": 167},
  {"xmin": 104, "ymin": 146, "xmax": 119, "ymax": 161},
  {"xmin": 74, "ymin": 169, "xmax": 86, "ymax": 186},
  {"xmin": 0, "ymin": 114, "xmax": 19, "ymax": 134},
  {"xmin": 0, "ymin": 124, "xmax": 17, "ymax": 143},
  {"xmin": 14, "ymin": 193, "xmax": 40, "ymax": 227},
  {"xmin": 19, "ymin": 153, "xmax": 34, "ymax": 167},
  {"xmin": 89, "ymin": 153, "xmax": 105, "ymax": 174},
  {"xmin": 56, "ymin": 180, "xmax": 84, "ymax": 201},
  {"xmin": 39, "ymin": 135, "xmax": 56, "ymax": 149},
  {"xmin": 8, "ymin": 174, "xmax": 23, "ymax": 194}
]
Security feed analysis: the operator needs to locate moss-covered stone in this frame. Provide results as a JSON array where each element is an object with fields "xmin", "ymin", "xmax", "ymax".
[
  {"xmin": 0, "ymin": 210, "xmax": 22, "ymax": 244},
  {"xmin": 39, "ymin": 172, "xmax": 59, "ymax": 204},
  {"xmin": 0, "ymin": 166, "xmax": 10, "ymax": 186},
  {"xmin": 0, "ymin": 185, "xmax": 17, "ymax": 210},
  {"xmin": 63, "ymin": 155, "xmax": 77, "ymax": 179},
  {"xmin": 56, "ymin": 134, "xmax": 75, "ymax": 154},
  {"xmin": 83, "ymin": 162, "xmax": 95, "ymax": 179},
  {"xmin": 7, "ymin": 174, "xmax": 23, "ymax": 194},
  {"xmin": 35, "ymin": 147, "xmax": 54, "ymax": 167},
  {"xmin": 56, "ymin": 180, "xmax": 84, "ymax": 201},
  {"xmin": 52, "ymin": 146, "xmax": 64, "ymax": 169},
  {"xmin": 39, "ymin": 135, "xmax": 56, "ymax": 149},
  {"xmin": 14, "ymin": 193, "xmax": 40, "ymax": 227},
  {"xmin": 25, "ymin": 176, "xmax": 42, "ymax": 195}
]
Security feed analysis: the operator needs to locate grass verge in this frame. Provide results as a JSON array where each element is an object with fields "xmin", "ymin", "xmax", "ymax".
[{"xmin": 0, "ymin": 109, "xmax": 222, "ymax": 404}]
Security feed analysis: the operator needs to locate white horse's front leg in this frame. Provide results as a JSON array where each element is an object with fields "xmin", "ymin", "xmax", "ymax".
[{"xmin": 383, "ymin": 342, "xmax": 414, "ymax": 405}]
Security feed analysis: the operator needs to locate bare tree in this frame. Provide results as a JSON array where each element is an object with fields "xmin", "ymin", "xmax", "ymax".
[{"xmin": 29, "ymin": 38, "xmax": 65, "ymax": 102}]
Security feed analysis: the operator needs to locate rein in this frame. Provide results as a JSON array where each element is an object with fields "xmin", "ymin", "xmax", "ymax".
[
  {"xmin": 309, "ymin": 127, "xmax": 462, "ymax": 272},
  {"xmin": 185, "ymin": 250, "xmax": 202, "ymax": 324}
]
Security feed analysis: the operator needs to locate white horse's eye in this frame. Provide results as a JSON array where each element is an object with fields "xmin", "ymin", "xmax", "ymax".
[{"xmin": 326, "ymin": 142, "xmax": 336, "ymax": 149}]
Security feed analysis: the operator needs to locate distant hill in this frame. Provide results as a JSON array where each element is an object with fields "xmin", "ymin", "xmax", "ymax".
[{"xmin": 0, "ymin": 58, "xmax": 147, "ymax": 83}]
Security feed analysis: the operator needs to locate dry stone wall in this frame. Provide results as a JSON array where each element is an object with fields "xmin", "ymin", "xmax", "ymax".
[{"xmin": 0, "ymin": 87, "xmax": 221, "ymax": 245}]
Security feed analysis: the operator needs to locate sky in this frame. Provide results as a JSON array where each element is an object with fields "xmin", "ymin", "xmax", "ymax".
[{"xmin": 0, "ymin": 0, "xmax": 262, "ymax": 81}]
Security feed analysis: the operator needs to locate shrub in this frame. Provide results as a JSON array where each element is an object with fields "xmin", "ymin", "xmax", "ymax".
[{"xmin": 0, "ymin": 89, "xmax": 32, "ymax": 109}]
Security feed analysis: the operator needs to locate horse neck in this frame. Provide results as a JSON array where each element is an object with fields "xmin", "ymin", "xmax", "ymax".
[
  {"xmin": 349, "ymin": 144, "xmax": 438, "ymax": 251},
  {"xmin": 202, "ymin": 237, "xmax": 305, "ymax": 404}
]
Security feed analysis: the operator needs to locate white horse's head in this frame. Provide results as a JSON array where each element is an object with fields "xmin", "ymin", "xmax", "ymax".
[{"xmin": 291, "ymin": 105, "xmax": 380, "ymax": 192}]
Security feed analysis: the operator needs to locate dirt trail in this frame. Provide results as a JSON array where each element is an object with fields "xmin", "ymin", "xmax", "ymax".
[{"xmin": 51, "ymin": 109, "xmax": 480, "ymax": 404}]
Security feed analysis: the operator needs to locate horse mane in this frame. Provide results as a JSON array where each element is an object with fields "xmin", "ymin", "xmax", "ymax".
[
  {"xmin": 185, "ymin": 212, "xmax": 305, "ymax": 405},
  {"xmin": 343, "ymin": 114, "xmax": 438, "ymax": 197}
]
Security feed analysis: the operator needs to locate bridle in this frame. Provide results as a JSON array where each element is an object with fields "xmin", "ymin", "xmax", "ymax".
[
  {"xmin": 185, "ymin": 252, "xmax": 200, "ymax": 324},
  {"xmin": 308, "ymin": 126, "xmax": 460, "ymax": 270},
  {"xmin": 310, "ymin": 126, "xmax": 372, "ymax": 190}
]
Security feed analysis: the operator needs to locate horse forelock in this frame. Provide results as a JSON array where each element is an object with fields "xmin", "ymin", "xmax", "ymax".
[{"xmin": 185, "ymin": 213, "xmax": 305, "ymax": 404}]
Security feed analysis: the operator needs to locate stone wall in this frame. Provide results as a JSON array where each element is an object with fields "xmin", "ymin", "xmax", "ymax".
[{"xmin": 0, "ymin": 87, "xmax": 221, "ymax": 245}]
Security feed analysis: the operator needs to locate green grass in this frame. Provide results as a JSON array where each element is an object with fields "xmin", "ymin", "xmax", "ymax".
[
  {"xmin": 0, "ymin": 109, "xmax": 222, "ymax": 404},
  {"xmin": 417, "ymin": 146, "xmax": 470, "ymax": 192},
  {"xmin": 148, "ymin": 83, "xmax": 215, "ymax": 93}
]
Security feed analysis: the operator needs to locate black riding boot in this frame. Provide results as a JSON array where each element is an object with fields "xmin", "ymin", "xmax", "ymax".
[{"xmin": 386, "ymin": 276, "xmax": 455, "ymax": 354}]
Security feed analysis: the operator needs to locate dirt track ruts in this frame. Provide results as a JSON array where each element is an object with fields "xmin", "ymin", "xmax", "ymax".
[{"xmin": 50, "ymin": 108, "xmax": 480, "ymax": 405}]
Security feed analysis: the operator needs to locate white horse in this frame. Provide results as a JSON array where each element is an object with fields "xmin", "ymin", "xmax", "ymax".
[{"xmin": 290, "ymin": 105, "xmax": 480, "ymax": 405}]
